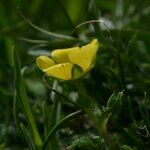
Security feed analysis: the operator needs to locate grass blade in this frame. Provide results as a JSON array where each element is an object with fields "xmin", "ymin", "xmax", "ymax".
[
  {"xmin": 42, "ymin": 110, "xmax": 83, "ymax": 150},
  {"xmin": 20, "ymin": 123, "xmax": 37, "ymax": 150},
  {"xmin": 17, "ymin": 8, "xmax": 76, "ymax": 40},
  {"xmin": 13, "ymin": 47, "xmax": 43, "ymax": 149}
]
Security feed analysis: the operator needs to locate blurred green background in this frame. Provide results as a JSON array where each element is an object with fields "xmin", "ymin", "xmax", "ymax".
[{"xmin": 0, "ymin": 0, "xmax": 150, "ymax": 149}]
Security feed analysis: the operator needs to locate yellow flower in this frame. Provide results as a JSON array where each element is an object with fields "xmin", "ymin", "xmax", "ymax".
[{"xmin": 36, "ymin": 39, "xmax": 99, "ymax": 80}]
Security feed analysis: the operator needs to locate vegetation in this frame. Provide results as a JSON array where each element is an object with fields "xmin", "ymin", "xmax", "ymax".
[{"xmin": 0, "ymin": 0, "xmax": 150, "ymax": 149}]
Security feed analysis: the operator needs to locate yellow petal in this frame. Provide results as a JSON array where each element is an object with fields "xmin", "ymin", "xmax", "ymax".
[
  {"xmin": 69, "ymin": 39, "xmax": 99, "ymax": 71},
  {"xmin": 36, "ymin": 56, "xmax": 55, "ymax": 70},
  {"xmin": 51, "ymin": 47, "xmax": 79, "ymax": 63},
  {"xmin": 43, "ymin": 63, "xmax": 73, "ymax": 80}
]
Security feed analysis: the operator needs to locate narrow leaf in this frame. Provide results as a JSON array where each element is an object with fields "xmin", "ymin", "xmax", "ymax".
[
  {"xmin": 20, "ymin": 123, "xmax": 37, "ymax": 150},
  {"xmin": 18, "ymin": 8, "xmax": 75, "ymax": 40},
  {"xmin": 13, "ymin": 48, "xmax": 43, "ymax": 149},
  {"xmin": 42, "ymin": 110, "xmax": 83, "ymax": 150}
]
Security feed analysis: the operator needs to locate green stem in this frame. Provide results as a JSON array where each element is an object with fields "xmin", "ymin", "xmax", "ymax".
[
  {"xmin": 102, "ymin": 133, "xmax": 114, "ymax": 150},
  {"xmin": 98, "ymin": 111, "xmax": 115, "ymax": 150},
  {"xmin": 75, "ymin": 80, "xmax": 98, "ymax": 125},
  {"xmin": 75, "ymin": 80, "xmax": 115, "ymax": 149},
  {"xmin": 75, "ymin": 79, "xmax": 86, "ymax": 94}
]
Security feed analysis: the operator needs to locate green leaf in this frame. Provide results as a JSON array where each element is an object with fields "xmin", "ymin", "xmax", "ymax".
[
  {"xmin": 98, "ymin": 91, "xmax": 124, "ymax": 136},
  {"xmin": 120, "ymin": 145, "xmax": 134, "ymax": 150},
  {"xmin": 68, "ymin": 136, "xmax": 96, "ymax": 150},
  {"xmin": 47, "ymin": 100, "xmax": 61, "ymax": 150},
  {"xmin": 42, "ymin": 99, "xmax": 62, "ymax": 149},
  {"xmin": 107, "ymin": 91, "xmax": 124, "ymax": 111},
  {"xmin": 42, "ymin": 110, "xmax": 83, "ymax": 150},
  {"xmin": 42, "ymin": 101, "xmax": 49, "ymax": 139},
  {"xmin": 13, "ymin": 48, "xmax": 43, "ymax": 149},
  {"xmin": 41, "ymin": 80, "xmax": 61, "ymax": 150},
  {"xmin": 13, "ymin": 88, "xmax": 20, "ymax": 132},
  {"xmin": 18, "ymin": 8, "xmax": 76, "ymax": 40},
  {"xmin": 72, "ymin": 64, "xmax": 83, "ymax": 79},
  {"xmin": 107, "ymin": 93, "xmax": 117, "ymax": 109},
  {"xmin": 20, "ymin": 123, "xmax": 37, "ymax": 150}
]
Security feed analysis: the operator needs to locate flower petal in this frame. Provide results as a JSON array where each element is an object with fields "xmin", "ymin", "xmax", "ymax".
[
  {"xmin": 43, "ymin": 63, "xmax": 73, "ymax": 80},
  {"xmin": 69, "ymin": 39, "xmax": 99, "ymax": 71},
  {"xmin": 36, "ymin": 56, "xmax": 55, "ymax": 70},
  {"xmin": 51, "ymin": 47, "xmax": 79, "ymax": 63}
]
